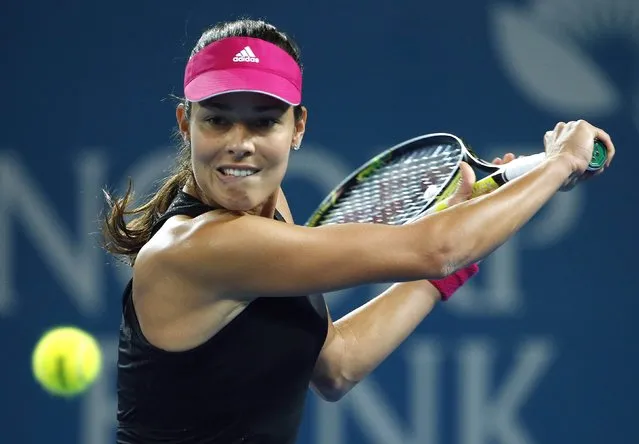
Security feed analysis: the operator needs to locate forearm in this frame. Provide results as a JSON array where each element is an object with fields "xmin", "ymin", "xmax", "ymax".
[
  {"xmin": 415, "ymin": 157, "xmax": 572, "ymax": 272},
  {"xmin": 333, "ymin": 279, "xmax": 440, "ymax": 384}
]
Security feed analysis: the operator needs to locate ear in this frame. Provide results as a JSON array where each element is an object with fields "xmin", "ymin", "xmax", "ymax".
[
  {"xmin": 176, "ymin": 103, "xmax": 191, "ymax": 143},
  {"xmin": 292, "ymin": 106, "xmax": 308, "ymax": 148}
]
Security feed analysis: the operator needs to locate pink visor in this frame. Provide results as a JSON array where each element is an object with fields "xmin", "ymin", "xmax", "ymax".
[{"xmin": 184, "ymin": 36, "xmax": 303, "ymax": 105}]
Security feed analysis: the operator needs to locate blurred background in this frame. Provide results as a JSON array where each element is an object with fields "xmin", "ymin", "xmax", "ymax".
[{"xmin": 1, "ymin": 0, "xmax": 637, "ymax": 443}]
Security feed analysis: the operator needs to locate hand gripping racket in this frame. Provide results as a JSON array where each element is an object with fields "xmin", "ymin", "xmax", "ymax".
[{"xmin": 305, "ymin": 132, "xmax": 606, "ymax": 227}]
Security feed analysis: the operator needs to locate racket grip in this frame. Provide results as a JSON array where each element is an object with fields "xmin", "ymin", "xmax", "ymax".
[
  {"xmin": 466, "ymin": 152, "xmax": 547, "ymax": 199},
  {"xmin": 588, "ymin": 140, "xmax": 607, "ymax": 171},
  {"xmin": 502, "ymin": 141, "xmax": 606, "ymax": 177},
  {"xmin": 429, "ymin": 142, "xmax": 605, "ymax": 214},
  {"xmin": 502, "ymin": 152, "xmax": 546, "ymax": 181}
]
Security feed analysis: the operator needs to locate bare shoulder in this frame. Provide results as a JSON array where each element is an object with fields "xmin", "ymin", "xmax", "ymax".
[
  {"xmin": 132, "ymin": 212, "xmax": 248, "ymax": 351},
  {"xmin": 133, "ymin": 209, "xmax": 243, "ymax": 299},
  {"xmin": 140, "ymin": 209, "xmax": 279, "ymax": 272},
  {"xmin": 134, "ymin": 192, "xmax": 433, "ymax": 300}
]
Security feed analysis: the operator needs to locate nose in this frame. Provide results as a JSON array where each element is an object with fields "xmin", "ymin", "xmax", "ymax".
[
  {"xmin": 225, "ymin": 124, "xmax": 256, "ymax": 159},
  {"xmin": 226, "ymin": 144, "xmax": 255, "ymax": 160}
]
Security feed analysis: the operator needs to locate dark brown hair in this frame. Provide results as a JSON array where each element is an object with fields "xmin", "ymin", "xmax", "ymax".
[{"xmin": 101, "ymin": 19, "xmax": 304, "ymax": 265}]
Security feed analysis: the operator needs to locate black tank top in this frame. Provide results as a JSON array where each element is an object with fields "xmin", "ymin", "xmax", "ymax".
[{"xmin": 116, "ymin": 191, "xmax": 329, "ymax": 444}]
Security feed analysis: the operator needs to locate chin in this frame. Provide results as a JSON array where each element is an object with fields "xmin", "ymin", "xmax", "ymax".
[
  {"xmin": 218, "ymin": 193, "xmax": 263, "ymax": 213},
  {"xmin": 226, "ymin": 201, "xmax": 257, "ymax": 212}
]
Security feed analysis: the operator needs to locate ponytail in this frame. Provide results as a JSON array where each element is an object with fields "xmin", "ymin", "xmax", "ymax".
[{"xmin": 101, "ymin": 140, "xmax": 191, "ymax": 265}]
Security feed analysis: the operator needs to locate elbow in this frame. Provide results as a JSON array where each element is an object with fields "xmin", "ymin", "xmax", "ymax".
[
  {"xmin": 312, "ymin": 375, "xmax": 356, "ymax": 403},
  {"xmin": 424, "ymin": 250, "xmax": 456, "ymax": 279},
  {"xmin": 317, "ymin": 387, "xmax": 346, "ymax": 403},
  {"xmin": 418, "ymin": 223, "xmax": 465, "ymax": 279}
]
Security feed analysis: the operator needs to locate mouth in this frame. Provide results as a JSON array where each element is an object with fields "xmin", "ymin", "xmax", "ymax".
[{"xmin": 216, "ymin": 166, "xmax": 261, "ymax": 178}]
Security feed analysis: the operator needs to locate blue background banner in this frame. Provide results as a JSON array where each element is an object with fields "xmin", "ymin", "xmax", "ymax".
[{"xmin": 2, "ymin": 0, "xmax": 637, "ymax": 443}]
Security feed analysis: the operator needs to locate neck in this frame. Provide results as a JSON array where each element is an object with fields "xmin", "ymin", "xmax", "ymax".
[
  {"xmin": 253, "ymin": 192, "xmax": 279, "ymax": 219},
  {"xmin": 181, "ymin": 182, "xmax": 279, "ymax": 219}
]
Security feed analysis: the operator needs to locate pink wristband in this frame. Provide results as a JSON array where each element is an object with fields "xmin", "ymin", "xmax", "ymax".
[{"xmin": 430, "ymin": 263, "xmax": 480, "ymax": 301}]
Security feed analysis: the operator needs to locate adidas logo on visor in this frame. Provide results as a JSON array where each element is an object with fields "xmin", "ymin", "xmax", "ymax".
[{"xmin": 233, "ymin": 46, "xmax": 260, "ymax": 63}]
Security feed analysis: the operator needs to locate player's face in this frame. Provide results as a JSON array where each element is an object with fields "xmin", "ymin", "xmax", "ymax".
[{"xmin": 181, "ymin": 92, "xmax": 304, "ymax": 212}]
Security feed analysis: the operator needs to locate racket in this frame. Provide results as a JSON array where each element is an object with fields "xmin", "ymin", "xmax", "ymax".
[{"xmin": 305, "ymin": 132, "xmax": 606, "ymax": 227}]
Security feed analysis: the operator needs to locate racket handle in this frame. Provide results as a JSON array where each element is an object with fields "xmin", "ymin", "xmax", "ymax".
[
  {"xmin": 474, "ymin": 140, "xmax": 607, "ymax": 197},
  {"xmin": 588, "ymin": 140, "xmax": 608, "ymax": 171},
  {"xmin": 501, "ymin": 152, "xmax": 546, "ymax": 182},
  {"xmin": 430, "ymin": 141, "xmax": 607, "ymax": 214},
  {"xmin": 466, "ymin": 152, "xmax": 546, "ymax": 200}
]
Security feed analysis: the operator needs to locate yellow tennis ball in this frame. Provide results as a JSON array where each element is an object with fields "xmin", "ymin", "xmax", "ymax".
[{"xmin": 32, "ymin": 326, "xmax": 102, "ymax": 397}]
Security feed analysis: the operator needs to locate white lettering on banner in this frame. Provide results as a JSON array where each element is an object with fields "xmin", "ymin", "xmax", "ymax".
[
  {"xmin": 316, "ymin": 340, "xmax": 442, "ymax": 444},
  {"xmin": 0, "ymin": 143, "xmax": 583, "ymax": 318},
  {"xmin": 82, "ymin": 337, "xmax": 118, "ymax": 444},
  {"xmin": 314, "ymin": 338, "xmax": 556, "ymax": 444},
  {"xmin": 0, "ymin": 144, "xmax": 355, "ymax": 315},
  {"xmin": 0, "ymin": 150, "xmax": 106, "ymax": 316},
  {"xmin": 408, "ymin": 340, "xmax": 443, "ymax": 444},
  {"xmin": 458, "ymin": 339, "xmax": 556, "ymax": 444},
  {"xmin": 77, "ymin": 336, "xmax": 557, "ymax": 444}
]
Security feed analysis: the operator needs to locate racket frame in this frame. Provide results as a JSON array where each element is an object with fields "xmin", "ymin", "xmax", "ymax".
[{"xmin": 305, "ymin": 133, "xmax": 486, "ymax": 227}]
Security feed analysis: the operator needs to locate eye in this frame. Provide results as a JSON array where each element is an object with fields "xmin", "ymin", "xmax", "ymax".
[
  {"xmin": 252, "ymin": 118, "xmax": 279, "ymax": 129},
  {"xmin": 205, "ymin": 116, "xmax": 231, "ymax": 126}
]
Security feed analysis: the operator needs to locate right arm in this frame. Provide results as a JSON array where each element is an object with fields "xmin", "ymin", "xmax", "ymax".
[
  {"xmin": 158, "ymin": 156, "xmax": 571, "ymax": 298},
  {"xmin": 157, "ymin": 120, "xmax": 614, "ymax": 299}
]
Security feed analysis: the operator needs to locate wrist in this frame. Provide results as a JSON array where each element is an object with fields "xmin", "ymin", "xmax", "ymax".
[
  {"xmin": 545, "ymin": 152, "xmax": 579, "ymax": 177},
  {"xmin": 429, "ymin": 263, "xmax": 480, "ymax": 301}
]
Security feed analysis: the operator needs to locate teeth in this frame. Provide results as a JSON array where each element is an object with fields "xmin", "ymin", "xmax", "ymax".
[{"xmin": 222, "ymin": 168, "xmax": 257, "ymax": 177}]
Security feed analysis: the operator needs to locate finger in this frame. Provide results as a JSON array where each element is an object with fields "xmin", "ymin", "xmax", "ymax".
[
  {"xmin": 544, "ymin": 130, "xmax": 553, "ymax": 145},
  {"xmin": 502, "ymin": 153, "xmax": 516, "ymax": 163},
  {"xmin": 578, "ymin": 120, "xmax": 615, "ymax": 168},
  {"xmin": 554, "ymin": 121, "xmax": 566, "ymax": 133},
  {"xmin": 581, "ymin": 167, "xmax": 604, "ymax": 180},
  {"xmin": 492, "ymin": 157, "xmax": 503, "ymax": 165},
  {"xmin": 445, "ymin": 162, "xmax": 477, "ymax": 207},
  {"xmin": 458, "ymin": 161, "xmax": 477, "ymax": 196}
]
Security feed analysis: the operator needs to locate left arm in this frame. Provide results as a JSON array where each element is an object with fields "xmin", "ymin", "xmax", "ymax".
[
  {"xmin": 276, "ymin": 187, "xmax": 446, "ymax": 401},
  {"xmin": 306, "ymin": 153, "xmax": 519, "ymax": 401},
  {"xmin": 309, "ymin": 280, "xmax": 441, "ymax": 402}
]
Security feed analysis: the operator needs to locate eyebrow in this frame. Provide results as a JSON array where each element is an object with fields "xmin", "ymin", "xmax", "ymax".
[{"xmin": 200, "ymin": 100, "xmax": 288, "ymax": 112}]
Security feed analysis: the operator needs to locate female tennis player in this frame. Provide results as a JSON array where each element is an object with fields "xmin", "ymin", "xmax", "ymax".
[{"xmin": 104, "ymin": 18, "xmax": 615, "ymax": 444}]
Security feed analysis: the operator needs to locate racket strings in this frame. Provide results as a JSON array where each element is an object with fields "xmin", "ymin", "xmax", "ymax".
[{"xmin": 318, "ymin": 144, "xmax": 462, "ymax": 225}]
